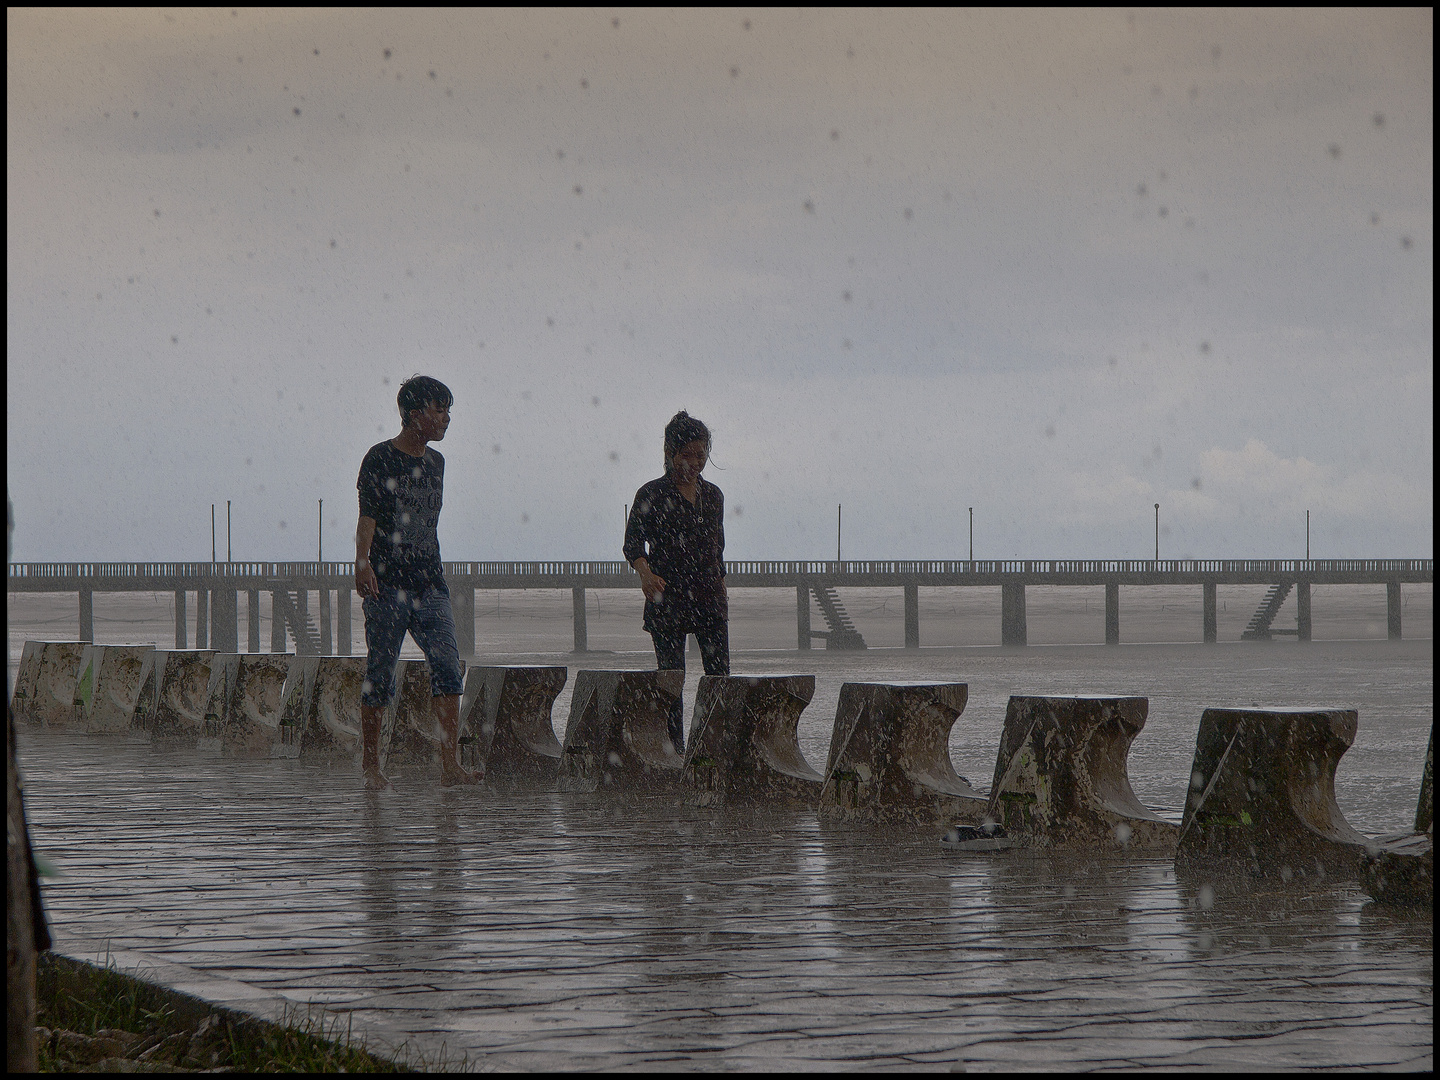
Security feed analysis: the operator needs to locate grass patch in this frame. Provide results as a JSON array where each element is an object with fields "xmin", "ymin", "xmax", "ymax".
[{"xmin": 36, "ymin": 952, "xmax": 472, "ymax": 1072}]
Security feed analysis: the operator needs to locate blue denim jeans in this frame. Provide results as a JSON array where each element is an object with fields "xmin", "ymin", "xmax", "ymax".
[{"xmin": 361, "ymin": 583, "xmax": 464, "ymax": 707}]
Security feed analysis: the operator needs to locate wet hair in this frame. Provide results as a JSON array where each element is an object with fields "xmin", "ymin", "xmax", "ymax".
[
  {"xmin": 663, "ymin": 410, "xmax": 711, "ymax": 472},
  {"xmin": 397, "ymin": 375, "xmax": 453, "ymax": 427}
]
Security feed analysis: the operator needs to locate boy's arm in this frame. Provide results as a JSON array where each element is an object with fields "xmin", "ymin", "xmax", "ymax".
[{"xmin": 356, "ymin": 515, "xmax": 379, "ymax": 598}]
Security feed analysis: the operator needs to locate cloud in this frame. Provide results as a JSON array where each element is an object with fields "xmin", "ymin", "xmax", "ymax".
[{"xmin": 1197, "ymin": 439, "xmax": 1431, "ymax": 522}]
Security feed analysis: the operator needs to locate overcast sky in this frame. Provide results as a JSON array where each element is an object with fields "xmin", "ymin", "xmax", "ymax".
[{"xmin": 7, "ymin": 8, "xmax": 1433, "ymax": 564}]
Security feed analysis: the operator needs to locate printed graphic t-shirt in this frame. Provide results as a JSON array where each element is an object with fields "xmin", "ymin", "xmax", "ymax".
[{"xmin": 356, "ymin": 441, "xmax": 447, "ymax": 595}]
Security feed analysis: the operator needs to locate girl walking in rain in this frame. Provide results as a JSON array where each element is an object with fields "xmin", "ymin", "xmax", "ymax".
[{"xmin": 623, "ymin": 411, "xmax": 730, "ymax": 753}]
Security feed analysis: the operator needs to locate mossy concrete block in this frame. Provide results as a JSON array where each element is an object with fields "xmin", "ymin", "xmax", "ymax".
[
  {"xmin": 145, "ymin": 651, "xmax": 217, "ymax": 743},
  {"xmin": 204, "ymin": 653, "xmax": 293, "ymax": 758},
  {"xmin": 12, "ymin": 642, "xmax": 86, "ymax": 726},
  {"xmin": 74, "ymin": 646, "xmax": 155, "ymax": 734},
  {"xmin": 1177, "ymin": 707, "xmax": 1369, "ymax": 875},
  {"xmin": 683, "ymin": 674, "xmax": 822, "ymax": 807},
  {"xmin": 1360, "ymin": 725, "xmax": 1433, "ymax": 906},
  {"xmin": 988, "ymin": 695, "xmax": 1178, "ymax": 851},
  {"xmin": 277, "ymin": 656, "xmax": 369, "ymax": 758},
  {"xmin": 459, "ymin": 666, "xmax": 567, "ymax": 782},
  {"xmin": 560, "ymin": 670, "xmax": 684, "ymax": 793},
  {"xmin": 818, "ymin": 681, "xmax": 986, "ymax": 826}
]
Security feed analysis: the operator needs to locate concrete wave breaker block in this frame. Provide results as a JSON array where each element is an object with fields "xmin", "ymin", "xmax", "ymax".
[
  {"xmin": 143, "ymin": 651, "xmax": 218, "ymax": 742},
  {"xmin": 73, "ymin": 645, "xmax": 155, "ymax": 734},
  {"xmin": 11, "ymin": 641, "xmax": 87, "ymax": 726},
  {"xmin": 1176, "ymin": 707, "xmax": 1370, "ymax": 875},
  {"xmin": 560, "ymin": 669, "xmax": 685, "ymax": 793},
  {"xmin": 205, "ymin": 653, "xmax": 294, "ymax": 757},
  {"xmin": 278, "ymin": 656, "xmax": 367, "ymax": 758},
  {"xmin": 459, "ymin": 666, "xmax": 567, "ymax": 781},
  {"xmin": 988, "ymin": 695, "xmax": 1178, "ymax": 851},
  {"xmin": 818, "ymin": 682, "xmax": 987, "ymax": 826},
  {"xmin": 384, "ymin": 659, "xmax": 468, "ymax": 768},
  {"xmin": 1361, "ymin": 725, "xmax": 1431, "ymax": 905},
  {"xmin": 683, "ymin": 674, "xmax": 822, "ymax": 807}
]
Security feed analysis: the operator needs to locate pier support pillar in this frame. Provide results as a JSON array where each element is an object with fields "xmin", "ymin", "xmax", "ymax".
[
  {"xmin": 79, "ymin": 588, "xmax": 93, "ymax": 643},
  {"xmin": 903, "ymin": 584, "xmax": 920, "ymax": 649},
  {"xmin": 797, "ymin": 585, "xmax": 811, "ymax": 650},
  {"xmin": 174, "ymin": 590, "xmax": 187, "ymax": 649},
  {"xmin": 337, "ymin": 587, "xmax": 352, "ymax": 656},
  {"xmin": 1001, "ymin": 583, "xmax": 1027, "ymax": 646},
  {"xmin": 1297, "ymin": 580, "xmax": 1312, "ymax": 642},
  {"xmin": 450, "ymin": 587, "xmax": 474, "ymax": 657},
  {"xmin": 1387, "ymin": 581, "xmax": 1402, "ymax": 640},
  {"xmin": 572, "ymin": 586, "xmax": 588, "ymax": 653},
  {"xmin": 1203, "ymin": 583, "xmax": 1217, "ymax": 643},
  {"xmin": 1104, "ymin": 583, "xmax": 1120, "ymax": 645},
  {"xmin": 247, "ymin": 589, "xmax": 261, "ymax": 652},
  {"xmin": 195, "ymin": 589, "xmax": 208, "ymax": 649},
  {"xmin": 269, "ymin": 591, "xmax": 285, "ymax": 652},
  {"xmin": 211, "ymin": 588, "xmax": 238, "ymax": 652},
  {"xmin": 318, "ymin": 588, "xmax": 332, "ymax": 654}
]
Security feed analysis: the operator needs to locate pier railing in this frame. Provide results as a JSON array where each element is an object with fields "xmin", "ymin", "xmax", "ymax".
[{"xmin": 7, "ymin": 557, "xmax": 1433, "ymax": 589}]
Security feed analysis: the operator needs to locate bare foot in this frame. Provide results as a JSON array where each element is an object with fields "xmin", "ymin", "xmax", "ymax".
[
  {"xmin": 440, "ymin": 763, "xmax": 482, "ymax": 786},
  {"xmin": 363, "ymin": 768, "xmax": 392, "ymax": 791}
]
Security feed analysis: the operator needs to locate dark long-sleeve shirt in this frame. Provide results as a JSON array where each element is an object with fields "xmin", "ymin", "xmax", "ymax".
[{"xmin": 623, "ymin": 474, "xmax": 727, "ymax": 632}]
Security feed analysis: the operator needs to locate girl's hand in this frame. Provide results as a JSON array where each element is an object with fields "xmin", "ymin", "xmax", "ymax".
[{"xmin": 634, "ymin": 559, "xmax": 666, "ymax": 603}]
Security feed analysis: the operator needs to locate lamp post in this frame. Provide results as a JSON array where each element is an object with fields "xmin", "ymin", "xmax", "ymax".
[
  {"xmin": 1306, "ymin": 509, "xmax": 1310, "ymax": 560},
  {"xmin": 836, "ymin": 504, "xmax": 842, "ymax": 563},
  {"xmin": 318, "ymin": 499, "xmax": 323, "ymax": 563},
  {"xmin": 226, "ymin": 501, "xmax": 232, "ymax": 563},
  {"xmin": 968, "ymin": 507, "xmax": 973, "ymax": 566},
  {"xmin": 211, "ymin": 504, "xmax": 216, "ymax": 563},
  {"xmin": 1154, "ymin": 503, "xmax": 1159, "ymax": 562}
]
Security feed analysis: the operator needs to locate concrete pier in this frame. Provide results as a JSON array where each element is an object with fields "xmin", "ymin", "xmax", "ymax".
[
  {"xmin": 572, "ymin": 587, "xmax": 588, "ymax": 653},
  {"xmin": 683, "ymin": 674, "xmax": 823, "ymax": 807},
  {"xmin": 211, "ymin": 589, "xmax": 238, "ymax": 652},
  {"xmin": 903, "ymin": 584, "xmax": 919, "ymax": 649},
  {"xmin": 458, "ymin": 666, "xmax": 567, "ymax": 781},
  {"xmin": 174, "ymin": 590, "xmax": 187, "ymax": 649},
  {"xmin": 1388, "ymin": 580, "xmax": 1402, "ymax": 639},
  {"xmin": 1203, "ymin": 582, "xmax": 1217, "ymax": 643},
  {"xmin": 987, "ymin": 695, "xmax": 1179, "ymax": 851},
  {"xmin": 559, "ymin": 670, "xmax": 684, "ymax": 793},
  {"xmin": 1177, "ymin": 707, "xmax": 1371, "ymax": 875},
  {"xmin": 1000, "ymin": 584, "xmax": 1026, "ymax": 646},
  {"xmin": 818, "ymin": 681, "xmax": 987, "ymax": 826}
]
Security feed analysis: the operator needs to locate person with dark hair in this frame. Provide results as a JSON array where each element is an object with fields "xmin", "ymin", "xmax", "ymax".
[
  {"xmin": 354, "ymin": 374, "xmax": 477, "ymax": 790},
  {"xmin": 622, "ymin": 410, "xmax": 730, "ymax": 753}
]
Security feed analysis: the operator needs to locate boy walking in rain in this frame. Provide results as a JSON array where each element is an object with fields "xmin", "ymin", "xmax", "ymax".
[{"xmin": 354, "ymin": 375, "xmax": 478, "ymax": 790}]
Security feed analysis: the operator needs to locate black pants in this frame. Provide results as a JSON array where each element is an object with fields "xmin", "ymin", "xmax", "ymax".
[{"xmin": 651, "ymin": 622, "xmax": 730, "ymax": 752}]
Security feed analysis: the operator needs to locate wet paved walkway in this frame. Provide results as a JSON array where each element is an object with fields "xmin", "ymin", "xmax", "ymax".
[{"xmin": 18, "ymin": 729, "xmax": 1433, "ymax": 1071}]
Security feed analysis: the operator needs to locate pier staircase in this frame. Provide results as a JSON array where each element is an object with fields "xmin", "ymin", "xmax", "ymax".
[
  {"xmin": 810, "ymin": 585, "xmax": 867, "ymax": 650},
  {"xmin": 1241, "ymin": 582, "xmax": 1296, "ymax": 640},
  {"xmin": 270, "ymin": 587, "xmax": 322, "ymax": 655}
]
